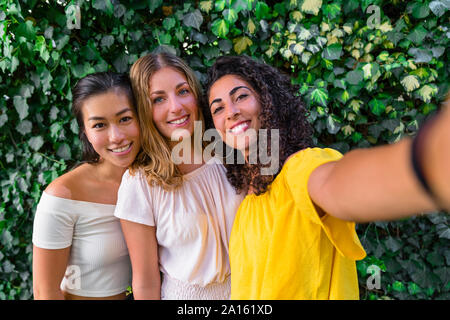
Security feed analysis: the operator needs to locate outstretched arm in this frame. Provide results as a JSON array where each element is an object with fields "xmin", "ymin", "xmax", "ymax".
[{"xmin": 308, "ymin": 98, "xmax": 449, "ymax": 223}]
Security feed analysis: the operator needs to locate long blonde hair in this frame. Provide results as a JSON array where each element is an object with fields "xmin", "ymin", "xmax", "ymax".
[{"xmin": 129, "ymin": 52, "xmax": 205, "ymax": 190}]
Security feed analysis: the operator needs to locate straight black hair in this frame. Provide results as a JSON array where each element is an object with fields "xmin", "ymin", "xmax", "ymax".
[{"xmin": 71, "ymin": 72, "xmax": 135, "ymax": 163}]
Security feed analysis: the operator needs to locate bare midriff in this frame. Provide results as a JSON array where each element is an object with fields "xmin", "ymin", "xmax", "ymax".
[{"xmin": 63, "ymin": 291, "xmax": 128, "ymax": 300}]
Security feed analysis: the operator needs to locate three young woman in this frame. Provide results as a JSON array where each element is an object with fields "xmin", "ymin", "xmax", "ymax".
[
  {"xmin": 205, "ymin": 55, "xmax": 447, "ymax": 299},
  {"xmin": 33, "ymin": 53, "xmax": 449, "ymax": 300},
  {"xmin": 32, "ymin": 72, "xmax": 140, "ymax": 299}
]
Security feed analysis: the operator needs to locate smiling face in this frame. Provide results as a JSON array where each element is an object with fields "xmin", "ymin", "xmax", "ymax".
[
  {"xmin": 82, "ymin": 89, "xmax": 140, "ymax": 169},
  {"xmin": 149, "ymin": 66, "xmax": 199, "ymax": 146},
  {"xmin": 208, "ymin": 74, "xmax": 262, "ymax": 157}
]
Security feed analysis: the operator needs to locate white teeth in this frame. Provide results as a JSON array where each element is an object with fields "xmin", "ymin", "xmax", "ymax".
[
  {"xmin": 169, "ymin": 116, "xmax": 188, "ymax": 124},
  {"xmin": 230, "ymin": 122, "xmax": 249, "ymax": 134},
  {"xmin": 111, "ymin": 144, "xmax": 130, "ymax": 153}
]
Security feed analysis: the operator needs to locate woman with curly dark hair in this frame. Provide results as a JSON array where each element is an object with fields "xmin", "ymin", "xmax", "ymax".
[{"xmin": 206, "ymin": 55, "xmax": 448, "ymax": 299}]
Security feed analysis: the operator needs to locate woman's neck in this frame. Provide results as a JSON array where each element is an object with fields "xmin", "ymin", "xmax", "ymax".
[
  {"xmin": 170, "ymin": 139, "xmax": 205, "ymax": 175},
  {"xmin": 94, "ymin": 160, "xmax": 127, "ymax": 184}
]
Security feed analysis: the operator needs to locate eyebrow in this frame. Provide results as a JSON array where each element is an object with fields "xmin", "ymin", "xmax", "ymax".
[
  {"xmin": 209, "ymin": 85, "xmax": 251, "ymax": 108},
  {"xmin": 150, "ymin": 82, "xmax": 188, "ymax": 95},
  {"xmin": 87, "ymin": 108, "xmax": 132, "ymax": 121}
]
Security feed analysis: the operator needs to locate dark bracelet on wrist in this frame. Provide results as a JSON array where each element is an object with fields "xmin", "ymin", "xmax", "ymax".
[{"xmin": 410, "ymin": 114, "xmax": 444, "ymax": 211}]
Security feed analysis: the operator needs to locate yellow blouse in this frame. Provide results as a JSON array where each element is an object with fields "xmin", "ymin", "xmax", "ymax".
[{"xmin": 229, "ymin": 148, "xmax": 366, "ymax": 300}]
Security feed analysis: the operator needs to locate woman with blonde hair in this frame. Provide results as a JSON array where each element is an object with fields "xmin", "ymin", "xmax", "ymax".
[{"xmin": 114, "ymin": 52, "xmax": 243, "ymax": 299}]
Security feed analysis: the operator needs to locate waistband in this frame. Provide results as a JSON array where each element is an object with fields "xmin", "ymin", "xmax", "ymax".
[{"xmin": 161, "ymin": 274, "xmax": 231, "ymax": 300}]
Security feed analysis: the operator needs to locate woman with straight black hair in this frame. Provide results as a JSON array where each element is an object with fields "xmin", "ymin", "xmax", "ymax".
[{"xmin": 32, "ymin": 72, "xmax": 141, "ymax": 299}]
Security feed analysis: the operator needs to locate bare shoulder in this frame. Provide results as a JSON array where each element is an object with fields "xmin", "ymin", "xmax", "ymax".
[{"xmin": 44, "ymin": 164, "xmax": 92, "ymax": 200}]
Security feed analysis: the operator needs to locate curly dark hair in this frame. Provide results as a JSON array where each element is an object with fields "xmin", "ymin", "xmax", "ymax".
[{"xmin": 205, "ymin": 55, "xmax": 313, "ymax": 195}]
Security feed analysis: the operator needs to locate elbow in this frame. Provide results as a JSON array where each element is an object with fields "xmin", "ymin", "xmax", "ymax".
[
  {"xmin": 33, "ymin": 286, "xmax": 64, "ymax": 300},
  {"xmin": 309, "ymin": 161, "xmax": 367, "ymax": 223},
  {"xmin": 131, "ymin": 276, "xmax": 161, "ymax": 300},
  {"xmin": 33, "ymin": 280, "xmax": 65, "ymax": 300},
  {"xmin": 309, "ymin": 172, "xmax": 359, "ymax": 223}
]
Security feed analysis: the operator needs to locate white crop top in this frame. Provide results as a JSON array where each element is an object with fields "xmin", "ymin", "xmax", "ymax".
[
  {"xmin": 114, "ymin": 157, "xmax": 244, "ymax": 287},
  {"xmin": 32, "ymin": 192, "xmax": 132, "ymax": 297}
]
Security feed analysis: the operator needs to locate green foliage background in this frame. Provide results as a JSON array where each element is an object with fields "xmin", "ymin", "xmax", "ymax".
[{"xmin": 0, "ymin": 0, "xmax": 449, "ymax": 299}]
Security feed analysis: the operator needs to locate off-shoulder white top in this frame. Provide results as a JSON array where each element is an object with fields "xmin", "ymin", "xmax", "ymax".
[
  {"xmin": 32, "ymin": 192, "xmax": 132, "ymax": 297},
  {"xmin": 114, "ymin": 157, "xmax": 244, "ymax": 287}
]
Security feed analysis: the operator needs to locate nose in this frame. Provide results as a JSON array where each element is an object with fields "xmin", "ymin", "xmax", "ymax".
[
  {"xmin": 226, "ymin": 103, "xmax": 240, "ymax": 120},
  {"xmin": 109, "ymin": 125, "xmax": 125, "ymax": 143},
  {"xmin": 168, "ymin": 95, "xmax": 183, "ymax": 114}
]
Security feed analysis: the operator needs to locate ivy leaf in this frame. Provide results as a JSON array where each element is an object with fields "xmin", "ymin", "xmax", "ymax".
[
  {"xmin": 0, "ymin": 113, "xmax": 8, "ymax": 128},
  {"xmin": 163, "ymin": 17, "xmax": 176, "ymax": 30},
  {"xmin": 15, "ymin": 20, "xmax": 36, "ymax": 41},
  {"xmin": 377, "ymin": 21, "xmax": 393, "ymax": 33},
  {"xmin": 309, "ymin": 88, "xmax": 328, "ymax": 107},
  {"xmin": 70, "ymin": 118, "xmax": 79, "ymax": 135},
  {"xmin": 183, "ymin": 9, "xmax": 203, "ymax": 31},
  {"xmin": 301, "ymin": 0, "xmax": 323, "ymax": 16},
  {"xmin": 431, "ymin": 46, "xmax": 445, "ymax": 58},
  {"xmin": 214, "ymin": 0, "xmax": 226, "ymax": 12},
  {"xmin": 411, "ymin": 2, "xmax": 430, "ymax": 19},
  {"xmin": 28, "ymin": 136, "xmax": 44, "ymax": 152},
  {"xmin": 323, "ymin": 3, "xmax": 341, "ymax": 20},
  {"xmin": 35, "ymin": 36, "xmax": 50, "ymax": 63},
  {"xmin": 408, "ymin": 48, "xmax": 433, "ymax": 63},
  {"xmin": 255, "ymin": 1, "xmax": 271, "ymax": 20},
  {"xmin": 149, "ymin": 0, "xmax": 162, "ymax": 12},
  {"xmin": 16, "ymin": 120, "xmax": 32, "ymax": 135},
  {"xmin": 407, "ymin": 25, "xmax": 428, "ymax": 44},
  {"xmin": 417, "ymin": 84, "xmax": 438, "ymax": 103},
  {"xmin": 290, "ymin": 42, "xmax": 305, "ymax": 55},
  {"xmin": 429, "ymin": 1, "xmax": 447, "ymax": 17},
  {"xmin": 362, "ymin": 63, "xmax": 372, "ymax": 79},
  {"xmin": 342, "ymin": 124, "xmax": 354, "ymax": 136},
  {"xmin": 387, "ymin": 31, "xmax": 404, "ymax": 46},
  {"xmin": 92, "ymin": 0, "xmax": 114, "ymax": 15},
  {"xmin": 345, "ymin": 69, "xmax": 364, "ymax": 85},
  {"xmin": 223, "ymin": 9, "xmax": 238, "ymax": 24},
  {"xmin": 291, "ymin": 10, "xmax": 303, "ymax": 22},
  {"xmin": 112, "ymin": 54, "xmax": 128, "ymax": 73},
  {"xmin": 233, "ymin": 36, "xmax": 253, "ymax": 54},
  {"xmin": 349, "ymin": 99, "xmax": 363, "ymax": 112},
  {"xmin": 247, "ymin": 18, "xmax": 256, "ymax": 34},
  {"xmin": 436, "ymin": 223, "xmax": 450, "ymax": 240},
  {"xmin": 233, "ymin": 0, "xmax": 251, "ymax": 12},
  {"xmin": 298, "ymin": 26, "xmax": 312, "ymax": 40},
  {"xmin": 326, "ymin": 115, "xmax": 341, "ymax": 134},
  {"xmin": 57, "ymin": 143, "xmax": 71, "ymax": 160},
  {"xmin": 407, "ymin": 282, "xmax": 422, "ymax": 295},
  {"xmin": 375, "ymin": 52, "xmax": 388, "ymax": 64},
  {"xmin": 218, "ymin": 39, "xmax": 232, "ymax": 52},
  {"xmin": 385, "ymin": 236, "xmax": 402, "ymax": 252},
  {"xmin": 13, "ymin": 96, "xmax": 29, "ymax": 120},
  {"xmin": 392, "ymin": 280, "xmax": 406, "ymax": 292},
  {"xmin": 199, "ymin": 0, "xmax": 213, "ymax": 13},
  {"xmin": 211, "ymin": 19, "xmax": 229, "ymax": 38},
  {"xmin": 301, "ymin": 52, "xmax": 312, "ymax": 65},
  {"xmin": 101, "ymin": 35, "xmax": 114, "ymax": 49},
  {"xmin": 369, "ymin": 98, "xmax": 386, "ymax": 116},
  {"xmin": 401, "ymin": 75, "xmax": 420, "ymax": 92},
  {"xmin": 322, "ymin": 43, "xmax": 342, "ymax": 60}
]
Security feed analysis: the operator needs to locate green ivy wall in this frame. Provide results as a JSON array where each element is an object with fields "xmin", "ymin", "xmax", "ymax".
[{"xmin": 0, "ymin": 0, "xmax": 449, "ymax": 299}]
